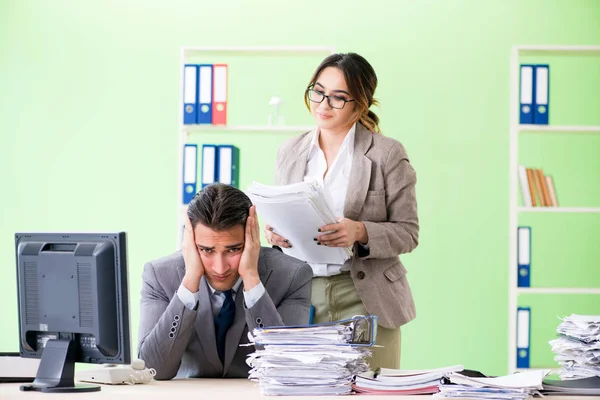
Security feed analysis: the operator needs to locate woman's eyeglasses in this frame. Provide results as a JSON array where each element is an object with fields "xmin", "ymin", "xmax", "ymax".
[{"xmin": 306, "ymin": 88, "xmax": 355, "ymax": 110}]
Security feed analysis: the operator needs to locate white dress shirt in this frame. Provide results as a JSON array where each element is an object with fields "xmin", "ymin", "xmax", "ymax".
[
  {"xmin": 177, "ymin": 277, "xmax": 265, "ymax": 313},
  {"xmin": 303, "ymin": 123, "xmax": 356, "ymax": 277}
]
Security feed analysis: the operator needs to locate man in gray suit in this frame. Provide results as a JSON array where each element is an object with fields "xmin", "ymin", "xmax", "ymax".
[{"xmin": 138, "ymin": 184, "xmax": 313, "ymax": 380}]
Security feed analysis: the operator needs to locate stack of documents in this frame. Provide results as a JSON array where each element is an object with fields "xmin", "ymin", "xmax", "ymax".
[
  {"xmin": 434, "ymin": 369, "xmax": 549, "ymax": 400},
  {"xmin": 246, "ymin": 316, "xmax": 375, "ymax": 396},
  {"xmin": 549, "ymin": 314, "xmax": 600, "ymax": 380},
  {"xmin": 542, "ymin": 376, "xmax": 600, "ymax": 396},
  {"xmin": 353, "ymin": 365, "xmax": 464, "ymax": 395},
  {"xmin": 246, "ymin": 180, "xmax": 352, "ymax": 264}
]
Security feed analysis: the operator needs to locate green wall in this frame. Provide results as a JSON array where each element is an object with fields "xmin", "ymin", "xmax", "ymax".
[{"xmin": 1, "ymin": 0, "xmax": 599, "ymax": 376}]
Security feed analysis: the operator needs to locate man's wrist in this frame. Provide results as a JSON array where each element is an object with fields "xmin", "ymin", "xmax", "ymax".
[
  {"xmin": 182, "ymin": 273, "xmax": 201, "ymax": 293},
  {"xmin": 177, "ymin": 283, "xmax": 199, "ymax": 310},
  {"xmin": 243, "ymin": 281, "xmax": 265, "ymax": 309},
  {"xmin": 241, "ymin": 272, "xmax": 260, "ymax": 291}
]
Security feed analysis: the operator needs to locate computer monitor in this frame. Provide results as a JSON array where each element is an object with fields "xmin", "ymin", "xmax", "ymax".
[{"xmin": 15, "ymin": 232, "xmax": 130, "ymax": 393}]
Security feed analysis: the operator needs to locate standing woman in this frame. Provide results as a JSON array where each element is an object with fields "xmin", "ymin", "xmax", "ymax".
[{"xmin": 265, "ymin": 53, "xmax": 419, "ymax": 369}]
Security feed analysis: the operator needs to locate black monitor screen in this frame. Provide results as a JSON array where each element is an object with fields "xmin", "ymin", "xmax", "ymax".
[{"xmin": 15, "ymin": 232, "xmax": 130, "ymax": 393}]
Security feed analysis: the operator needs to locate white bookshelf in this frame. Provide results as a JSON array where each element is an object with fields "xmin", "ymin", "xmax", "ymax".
[
  {"xmin": 514, "ymin": 45, "xmax": 600, "ymax": 54},
  {"xmin": 508, "ymin": 45, "xmax": 600, "ymax": 373},
  {"xmin": 183, "ymin": 46, "xmax": 336, "ymax": 57},
  {"xmin": 518, "ymin": 207, "xmax": 600, "ymax": 213},
  {"xmin": 517, "ymin": 287, "xmax": 600, "ymax": 295},
  {"xmin": 519, "ymin": 124, "xmax": 600, "ymax": 133},
  {"xmin": 182, "ymin": 125, "xmax": 314, "ymax": 134},
  {"xmin": 176, "ymin": 45, "xmax": 335, "ymax": 248}
]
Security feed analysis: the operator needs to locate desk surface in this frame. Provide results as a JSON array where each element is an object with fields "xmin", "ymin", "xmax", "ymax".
[{"xmin": 0, "ymin": 379, "xmax": 595, "ymax": 400}]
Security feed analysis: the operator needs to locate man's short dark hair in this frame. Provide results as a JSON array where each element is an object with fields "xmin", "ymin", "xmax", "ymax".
[{"xmin": 187, "ymin": 183, "xmax": 252, "ymax": 231}]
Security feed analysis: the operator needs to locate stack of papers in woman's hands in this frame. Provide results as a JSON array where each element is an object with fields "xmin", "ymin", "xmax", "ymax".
[
  {"xmin": 353, "ymin": 365, "xmax": 464, "ymax": 394},
  {"xmin": 246, "ymin": 316, "xmax": 374, "ymax": 396},
  {"xmin": 550, "ymin": 314, "xmax": 600, "ymax": 380},
  {"xmin": 435, "ymin": 369, "xmax": 549, "ymax": 400},
  {"xmin": 246, "ymin": 180, "xmax": 352, "ymax": 264}
]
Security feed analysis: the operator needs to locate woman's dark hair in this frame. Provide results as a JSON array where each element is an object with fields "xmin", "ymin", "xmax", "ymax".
[
  {"xmin": 187, "ymin": 183, "xmax": 252, "ymax": 230},
  {"xmin": 305, "ymin": 52, "xmax": 380, "ymax": 133}
]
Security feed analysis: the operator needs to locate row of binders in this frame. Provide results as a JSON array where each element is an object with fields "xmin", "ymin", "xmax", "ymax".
[
  {"xmin": 520, "ymin": 64, "xmax": 549, "ymax": 124},
  {"xmin": 181, "ymin": 144, "xmax": 239, "ymax": 204},
  {"xmin": 183, "ymin": 64, "xmax": 228, "ymax": 125},
  {"xmin": 518, "ymin": 165, "xmax": 558, "ymax": 207}
]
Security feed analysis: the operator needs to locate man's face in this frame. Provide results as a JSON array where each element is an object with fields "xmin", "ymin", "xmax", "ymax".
[{"xmin": 193, "ymin": 223, "xmax": 245, "ymax": 291}]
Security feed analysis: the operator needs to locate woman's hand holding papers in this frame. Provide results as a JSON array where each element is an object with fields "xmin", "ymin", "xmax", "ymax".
[
  {"xmin": 182, "ymin": 215, "xmax": 205, "ymax": 292},
  {"xmin": 316, "ymin": 218, "xmax": 368, "ymax": 248},
  {"xmin": 264, "ymin": 224, "xmax": 292, "ymax": 248},
  {"xmin": 239, "ymin": 206, "xmax": 261, "ymax": 290}
]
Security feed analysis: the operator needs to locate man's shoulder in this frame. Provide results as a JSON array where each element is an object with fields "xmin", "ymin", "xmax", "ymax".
[{"xmin": 144, "ymin": 251, "xmax": 184, "ymax": 274}]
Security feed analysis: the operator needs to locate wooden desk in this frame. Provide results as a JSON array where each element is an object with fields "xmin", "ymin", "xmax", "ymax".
[{"xmin": 0, "ymin": 379, "xmax": 594, "ymax": 399}]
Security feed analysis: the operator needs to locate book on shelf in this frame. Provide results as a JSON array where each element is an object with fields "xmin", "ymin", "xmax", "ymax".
[
  {"xmin": 545, "ymin": 175, "xmax": 558, "ymax": 207},
  {"xmin": 518, "ymin": 165, "xmax": 558, "ymax": 207}
]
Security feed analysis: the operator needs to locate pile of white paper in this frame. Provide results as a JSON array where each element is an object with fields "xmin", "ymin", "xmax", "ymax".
[
  {"xmin": 434, "ymin": 369, "xmax": 549, "ymax": 400},
  {"xmin": 250, "ymin": 323, "xmax": 354, "ymax": 345},
  {"xmin": 246, "ymin": 324, "xmax": 371, "ymax": 395},
  {"xmin": 549, "ymin": 314, "xmax": 600, "ymax": 380},
  {"xmin": 353, "ymin": 365, "xmax": 464, "ymax": 395},
  {"xmin": 246, "ymin": 180, "xmax": 352, "ymax": 265}
]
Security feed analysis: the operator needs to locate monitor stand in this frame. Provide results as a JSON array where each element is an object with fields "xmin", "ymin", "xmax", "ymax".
[{"xmin": 20, "ymin": 338, "xmax": 100, "ymax": 393}]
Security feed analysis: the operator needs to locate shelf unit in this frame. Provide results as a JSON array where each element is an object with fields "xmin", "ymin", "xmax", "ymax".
[
  {"xmin": 519, "ymin": 125, "xmax": 600, "ymax": 133},
  {"xmin": 518, "ymin": 207, "xmax": 600, "ymax": 213},
  {"xmin": 182, "ymin": 124, "xmax": 315, "ymax": 134},
  {"xmin": 508, "ymin": 45, "xmax": 600, "ymax": 373},
  {"xmin": 176, "ymin": 46, "xmax": 335, "ymax": 248},
  {"xmin": 517, "ymin": 288, "xmax": 600, "ymax": 295}
]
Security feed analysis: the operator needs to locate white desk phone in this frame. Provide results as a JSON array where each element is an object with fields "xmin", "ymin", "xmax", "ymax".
[{"xmin": 76, "ymin": 359, "xmax": 156, "ymax": 385}]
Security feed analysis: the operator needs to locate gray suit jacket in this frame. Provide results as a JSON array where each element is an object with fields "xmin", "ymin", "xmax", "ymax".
[
  {"xmin": 275, "ymin": 122, "xmax": 418, "ymax": 329},
  {"xmin": 137, "ymin": 247, "xmax": 313, "ymax": 379}
]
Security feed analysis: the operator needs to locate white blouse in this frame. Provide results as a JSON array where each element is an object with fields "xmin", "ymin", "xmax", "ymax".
[{"xmin": 303, "ymin": 122, "xmax": 356, "ymax": 277}]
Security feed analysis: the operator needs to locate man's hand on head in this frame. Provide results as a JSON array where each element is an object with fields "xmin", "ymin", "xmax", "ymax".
[
  {"xmin": 182, "ymin": 215, "xmax": 204, "ymax": 293},
  {"xmin": 238, "ymin": 205, "xmax": 260, "ymax": 290}
]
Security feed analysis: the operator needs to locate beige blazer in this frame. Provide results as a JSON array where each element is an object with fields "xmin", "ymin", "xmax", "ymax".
[{"xmin": 274, "ymin": 122, "xmax": 418, "ymax": 329}]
